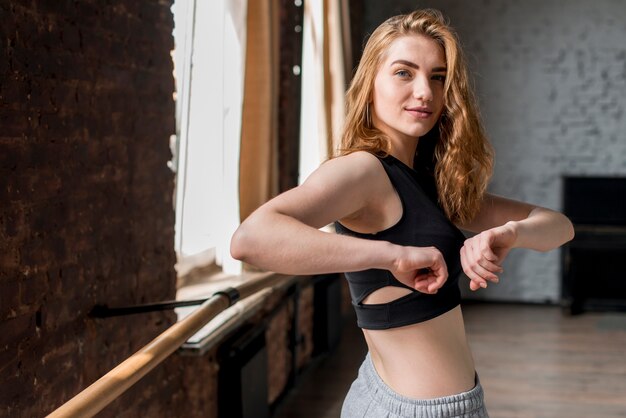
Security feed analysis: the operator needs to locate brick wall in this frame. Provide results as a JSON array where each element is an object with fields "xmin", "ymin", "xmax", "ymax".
[
  {"xmin": 0, "ymin": 1, "xmax": 189, "ymax": 416},
  {"xmin": 363, "ymin": 0, "xmax": 626, "ymax": 302}
]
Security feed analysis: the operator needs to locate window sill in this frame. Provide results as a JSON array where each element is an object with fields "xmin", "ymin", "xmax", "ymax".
[{"xmin": 176, "ymin": 269, "xmax": 301, "ymax": 355}]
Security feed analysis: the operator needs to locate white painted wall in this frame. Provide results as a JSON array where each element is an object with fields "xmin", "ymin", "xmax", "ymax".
[{"xmin": 364, "ymin": 0, "xmax": 626, "ymax": 302}]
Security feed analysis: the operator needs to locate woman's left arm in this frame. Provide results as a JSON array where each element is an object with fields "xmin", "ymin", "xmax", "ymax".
[{"xmin": 457, "ymin": 193, "xmax": 575, "ymax": 291}]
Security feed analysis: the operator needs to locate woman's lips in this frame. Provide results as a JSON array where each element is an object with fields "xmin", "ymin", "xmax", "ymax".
[{"xmin": 405, "ymin": 107, "xmax": 432, "ymax": 119}]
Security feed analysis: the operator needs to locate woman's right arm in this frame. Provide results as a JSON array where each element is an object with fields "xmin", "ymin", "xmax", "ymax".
[{"xmin": 230, "ymin": 152, "xmax": 447, "ymax": 294}]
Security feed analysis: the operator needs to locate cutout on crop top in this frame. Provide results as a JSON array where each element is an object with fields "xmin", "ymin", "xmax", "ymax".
[{"xmin": 361, "ymin": 286, "xmax": 413, "ymax": 305}]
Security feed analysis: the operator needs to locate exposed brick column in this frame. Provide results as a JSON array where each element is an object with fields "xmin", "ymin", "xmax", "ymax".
[{"xmin": 0, "ymin": 1, "xmax": 186, "ymax": 416}]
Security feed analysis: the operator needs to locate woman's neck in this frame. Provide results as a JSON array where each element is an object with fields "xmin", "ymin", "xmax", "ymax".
[{"xmin": 389, "ymin": 138, "xmax": 419, "ymax": 169}]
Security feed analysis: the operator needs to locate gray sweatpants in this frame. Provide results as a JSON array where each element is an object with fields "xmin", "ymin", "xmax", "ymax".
[{"xmin": 341, "ymin": 353, "xmax": 489, "ymax": 418}]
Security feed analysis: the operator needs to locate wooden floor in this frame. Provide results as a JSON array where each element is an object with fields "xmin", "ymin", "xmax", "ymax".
[{"xmin": 273, "ymin": 303, "xmax": 626, "ymax": 418}]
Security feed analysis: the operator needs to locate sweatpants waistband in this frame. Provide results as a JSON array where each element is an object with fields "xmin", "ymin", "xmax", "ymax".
[{"xmin": 360, "ymin": 352, "xmax": 487, "ymax": 417}]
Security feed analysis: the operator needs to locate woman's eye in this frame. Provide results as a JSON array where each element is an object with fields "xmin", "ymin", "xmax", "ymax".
[
  {"xmin": 432, "ymin": 74, "xmax": 446, "ymax": 82},
  {"xmin": 395, "ymin": 70, "xmax": 410, "ymax": 78}
]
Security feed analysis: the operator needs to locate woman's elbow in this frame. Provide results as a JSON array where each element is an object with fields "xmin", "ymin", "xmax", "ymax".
[
  {"xmin": 231, "ymin": 208, "xmax": 281, "ymax": 263},
  {"xmin": 230, "ymin": 224, "xmax": 252, "ymax": 262},
  {"xmin": 564, "ymin": 215, "xmax": 575, "ymax": 243},
  {"xmin": 551, "ymin": 212, "xmax": 575, "ymax": 250}
]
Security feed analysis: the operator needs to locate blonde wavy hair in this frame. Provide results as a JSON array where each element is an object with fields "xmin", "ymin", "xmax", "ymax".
[{"xmin": 338, "ymin": 9, "xmax": 493, "ymax": 225}]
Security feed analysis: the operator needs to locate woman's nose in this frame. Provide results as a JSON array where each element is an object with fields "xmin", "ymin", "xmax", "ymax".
[{"xmin": 413, "ymin": 77, "xmax": 433, "ymax": 102}]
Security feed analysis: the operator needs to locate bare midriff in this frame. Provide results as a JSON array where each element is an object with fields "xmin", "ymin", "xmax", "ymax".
[{"xmin": 362, "ymin": 304, "xmax": 476, "ymax": 399}]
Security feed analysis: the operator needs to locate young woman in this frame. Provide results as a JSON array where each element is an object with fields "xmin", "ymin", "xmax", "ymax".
[{"xmin": 231, "ymin": 9, "xmax": 574, "ymax": 418}]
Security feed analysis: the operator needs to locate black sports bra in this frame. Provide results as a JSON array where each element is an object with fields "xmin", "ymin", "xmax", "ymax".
[{"xmin": 334, "ymin": 155, "xmax": 466, "ymax": 330}]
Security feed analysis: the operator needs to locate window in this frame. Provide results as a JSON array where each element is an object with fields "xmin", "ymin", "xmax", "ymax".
[{"xmin": 171, "ymin": 0, "xmax": 246, "ymax": 276}]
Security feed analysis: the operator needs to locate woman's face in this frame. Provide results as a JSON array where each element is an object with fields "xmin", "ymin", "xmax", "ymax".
[{"xmin": 371, "ymin": 34, "xmax": 446, "ymax": 145}]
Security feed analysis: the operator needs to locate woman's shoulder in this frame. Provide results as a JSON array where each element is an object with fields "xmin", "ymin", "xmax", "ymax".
[
  {"xmin": 304, "ymin": 151, "xmax": 388, "ymax": 195},
  {"xmin": 323, "ymin": 151, "xmax": 384, "ymax": 176}
]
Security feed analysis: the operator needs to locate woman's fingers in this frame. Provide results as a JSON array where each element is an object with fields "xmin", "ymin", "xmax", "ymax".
[
  {"xmin": 461, "ymin": 236, "xmax": 504, "ymax": 291},
  {"xmin": 397, "ymin": 246, "xmax": 448, "ymax": 294},
  {"xmin": 413, "ymin": 269, "xmax": 444, "ymax": 294},
  {"xmin": 461, "ymin": 246, "xmax": 488, "ymax": 289},
  {"xmin": 413, "ymin": 274, "xmax": 436, "ymax": 294},
  {"xmin": 472, "ymin": 234, "xmax": 503, "ymax": 273},
  {"xmin": 476, "ymin": 232, "xmax": 500, "ymax": 263},
  {"xmin": 425, "ymin": 248, "xmax": 448, "ymax": 292},
  {"xmin": 468, "ymin": 279, "xmax": 482, "ymax": 291}
]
